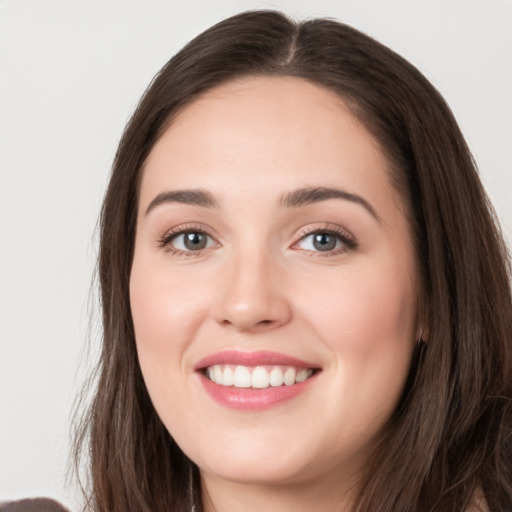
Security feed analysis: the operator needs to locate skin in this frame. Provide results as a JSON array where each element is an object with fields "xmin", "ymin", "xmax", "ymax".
[{"xmin": 130, "ymin": 76, "xmax": 420, "ymax": 512}]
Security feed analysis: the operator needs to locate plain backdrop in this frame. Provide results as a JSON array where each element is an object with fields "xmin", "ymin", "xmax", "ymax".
[{"xmin": 1, "ymin": 0, "xmax": 511, "ymax": 509}]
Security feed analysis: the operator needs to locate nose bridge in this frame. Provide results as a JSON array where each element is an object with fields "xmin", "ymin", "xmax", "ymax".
[{"xmin": 214, "ymin": 240, "xmax": 291, "ymax": 331}]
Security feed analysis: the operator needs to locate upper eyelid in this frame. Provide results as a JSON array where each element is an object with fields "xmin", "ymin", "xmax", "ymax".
[
  {"xmin": 294, "ymin": 223, "xmax": 355, "ymax": 242},
  {"xmin": 162, "ymin": 223, "xmax": 217, "ymax": 238}
]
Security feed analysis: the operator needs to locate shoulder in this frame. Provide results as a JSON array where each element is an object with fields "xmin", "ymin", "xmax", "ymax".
[{"xmin": 0, "ymin": 498, "xmax": 70, "ymax": 512}]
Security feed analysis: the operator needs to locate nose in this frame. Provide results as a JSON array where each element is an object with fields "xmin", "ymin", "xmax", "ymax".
[{"xmin": 213, "ymin": 250, "xmax": 292, "ymax": 333}]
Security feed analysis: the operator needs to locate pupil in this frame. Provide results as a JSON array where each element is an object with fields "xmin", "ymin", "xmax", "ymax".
[
  {"xmin": 313, "ymin": 233, "xmax": 336, "ymax": 251},
  {"xmin": 184, "ymin": 232, "xmax": 207, "ymax": 250}
]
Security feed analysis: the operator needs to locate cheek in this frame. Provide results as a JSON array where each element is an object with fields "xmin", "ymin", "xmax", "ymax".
[
  {"xmin": 301, "ymin": 264, "xmax": 417, "ymax": 442},
  {"xmin": 129, "ymin": 259, "xmax": 209, "ymax": 383},
  {"xmin": 298, "ymin": 254, "xmax": 417, "ymax": 387},
  {"xmin": 129, "ymin": 261, "xmax": 212, "ymax": 438}
]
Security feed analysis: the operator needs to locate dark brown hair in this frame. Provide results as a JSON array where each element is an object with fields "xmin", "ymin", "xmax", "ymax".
[{"xmin": 74, "ymin": 10, "xmax": 512, "ymax": 512}]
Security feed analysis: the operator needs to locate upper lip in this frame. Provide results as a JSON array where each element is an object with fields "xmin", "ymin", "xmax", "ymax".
[{"xmin": 194, "ymin": 350, "xmax": 319, "ymax": 371}]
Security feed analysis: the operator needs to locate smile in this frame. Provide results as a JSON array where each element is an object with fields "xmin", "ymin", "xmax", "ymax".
[
  {"xmin": 205, "ymin": 364, "xmax": 315, "ymax": 388},
  {"xmin": 195, "ymin": 350, "xmax": 321, "ymax": 410}
]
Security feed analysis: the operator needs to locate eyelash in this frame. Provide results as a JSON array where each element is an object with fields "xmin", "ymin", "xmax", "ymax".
[
  {"xmin": 292, "ymin": 224, "xmax": 357, "ymax": 257},
  {"xmin": 157, "ymin": 223, "xmax": 357, "ymax": 258},
  {"xmin": 157, "ymin": 224, "xmax": 216, "ymax": 257}
]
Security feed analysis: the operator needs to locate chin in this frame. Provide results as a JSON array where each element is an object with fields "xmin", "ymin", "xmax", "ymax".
[
  {"xmin": 184, "ymin": 427, "xmax": 352, "ymax": 489},
  {"xmin": 199, "ymin": 454, "xmax": 314, "ymax": 486}
]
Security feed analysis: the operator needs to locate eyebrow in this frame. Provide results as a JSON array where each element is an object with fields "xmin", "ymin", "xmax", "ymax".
[
  {"xmin": 145, "ymin": 189, "xmax": 218, "ymax": 216},
  {"xmin": 280, "ymin": 186, "xmax": 380, "ymax": 221},
  {"xmin": 144, "ymin": 185, "xmax": 379, "ymax": 221}
]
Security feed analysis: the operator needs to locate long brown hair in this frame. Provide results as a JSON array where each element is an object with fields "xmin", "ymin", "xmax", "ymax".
[{"xmin": 73, "ymin": 10, "xmax": 512, "ymax": 512}]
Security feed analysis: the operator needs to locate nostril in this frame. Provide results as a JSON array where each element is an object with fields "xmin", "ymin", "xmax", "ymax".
[{"xmin": 214, "ymin": 291, "xmax": 292, "ymax": 331}]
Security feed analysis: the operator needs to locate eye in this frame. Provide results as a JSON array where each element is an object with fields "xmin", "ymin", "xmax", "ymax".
[
  {"xmin": 159, "ymin": 228, "xmax": 217, "ymax": 254},
  {"xmin": 298, "ymin": 232, "xmax": 343, "ymax": 252},
  {"xmin": 293, "ymin": 227, "xmax": 357, "ymax": 255},
  {"xmin": 170, "ymin": 231, "xmax": 214, "ymax": 251}
]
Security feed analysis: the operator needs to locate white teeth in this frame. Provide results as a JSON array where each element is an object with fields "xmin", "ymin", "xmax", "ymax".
[
  {"xmin": 296, "ymin": 368, "xmax": 310, "ymax": 383},
  {"xmin": 283, "ymin": 367, "xmax": 296, "ymax": 386},
  {"xmin": 213, "ymin": 365, "xmax": 222, "ymax": 384},
  {"xmin": 269, "ymin": 366, "xmax": 284, "ymax": 387},
  {"xmin": 206, "ymin": 364, "xmax": 314, "ymax": 388},
  {"xmin": 223, "ymin": 365, "xmax": 234, "ymax": 386},
  {"xmin": 233, "ymin": 365, "xmax": 251, "ymax": 388},
  {"xmin": 251, "ymin": 367, "xmax": 270, "ymax": 388}
]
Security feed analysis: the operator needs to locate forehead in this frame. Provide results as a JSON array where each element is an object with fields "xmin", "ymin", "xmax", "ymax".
[{"xmin": 140, "ymin": 76, "xmax": 397, "ymax": 214}]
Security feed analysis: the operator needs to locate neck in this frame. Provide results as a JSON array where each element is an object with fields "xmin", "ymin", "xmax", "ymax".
[{"xmin": 200, "ymin": 469, "xmax": 360, "ymax": 512}]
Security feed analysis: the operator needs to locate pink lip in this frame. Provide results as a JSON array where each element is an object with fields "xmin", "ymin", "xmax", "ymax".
[
  {"xmin": 194, "ymin": 350, "xmax": 317, "ymax": 370},
  {"xmin": 198, "ymin": 374, "xmax": 318, "ymax": 410},
  {"xmin": 194, "ymin": 350, "xmax": 320, "ymax": 411}
]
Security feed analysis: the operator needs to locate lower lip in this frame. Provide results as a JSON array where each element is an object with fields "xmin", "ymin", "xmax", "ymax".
[{"xmin": 198, "ymin": 372, "xmax": 318, "ymax": 410}]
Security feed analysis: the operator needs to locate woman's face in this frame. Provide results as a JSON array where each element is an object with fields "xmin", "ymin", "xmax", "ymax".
[{"xmin": 130, "ymin": 77, "xmax": 419, "ymax": 492}]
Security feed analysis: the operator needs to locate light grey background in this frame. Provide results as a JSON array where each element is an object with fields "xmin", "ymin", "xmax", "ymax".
[{"xmin": 1, "ymin": 0, "xmax": 511, "ymax": 509}]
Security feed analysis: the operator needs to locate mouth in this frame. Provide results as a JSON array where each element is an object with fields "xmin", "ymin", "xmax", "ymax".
[
  {"xmin": 203, "ymin": 364, "xmax": 317, "ymax": 388},
  {"xmin": 195, "ymin": 351, "xmax": 321, "ymax": 410}
]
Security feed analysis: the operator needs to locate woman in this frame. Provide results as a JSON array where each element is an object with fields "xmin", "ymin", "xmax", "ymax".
[{"xmin": 73, "ymin": 10, "xmax": 512, "ymax": 512}]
